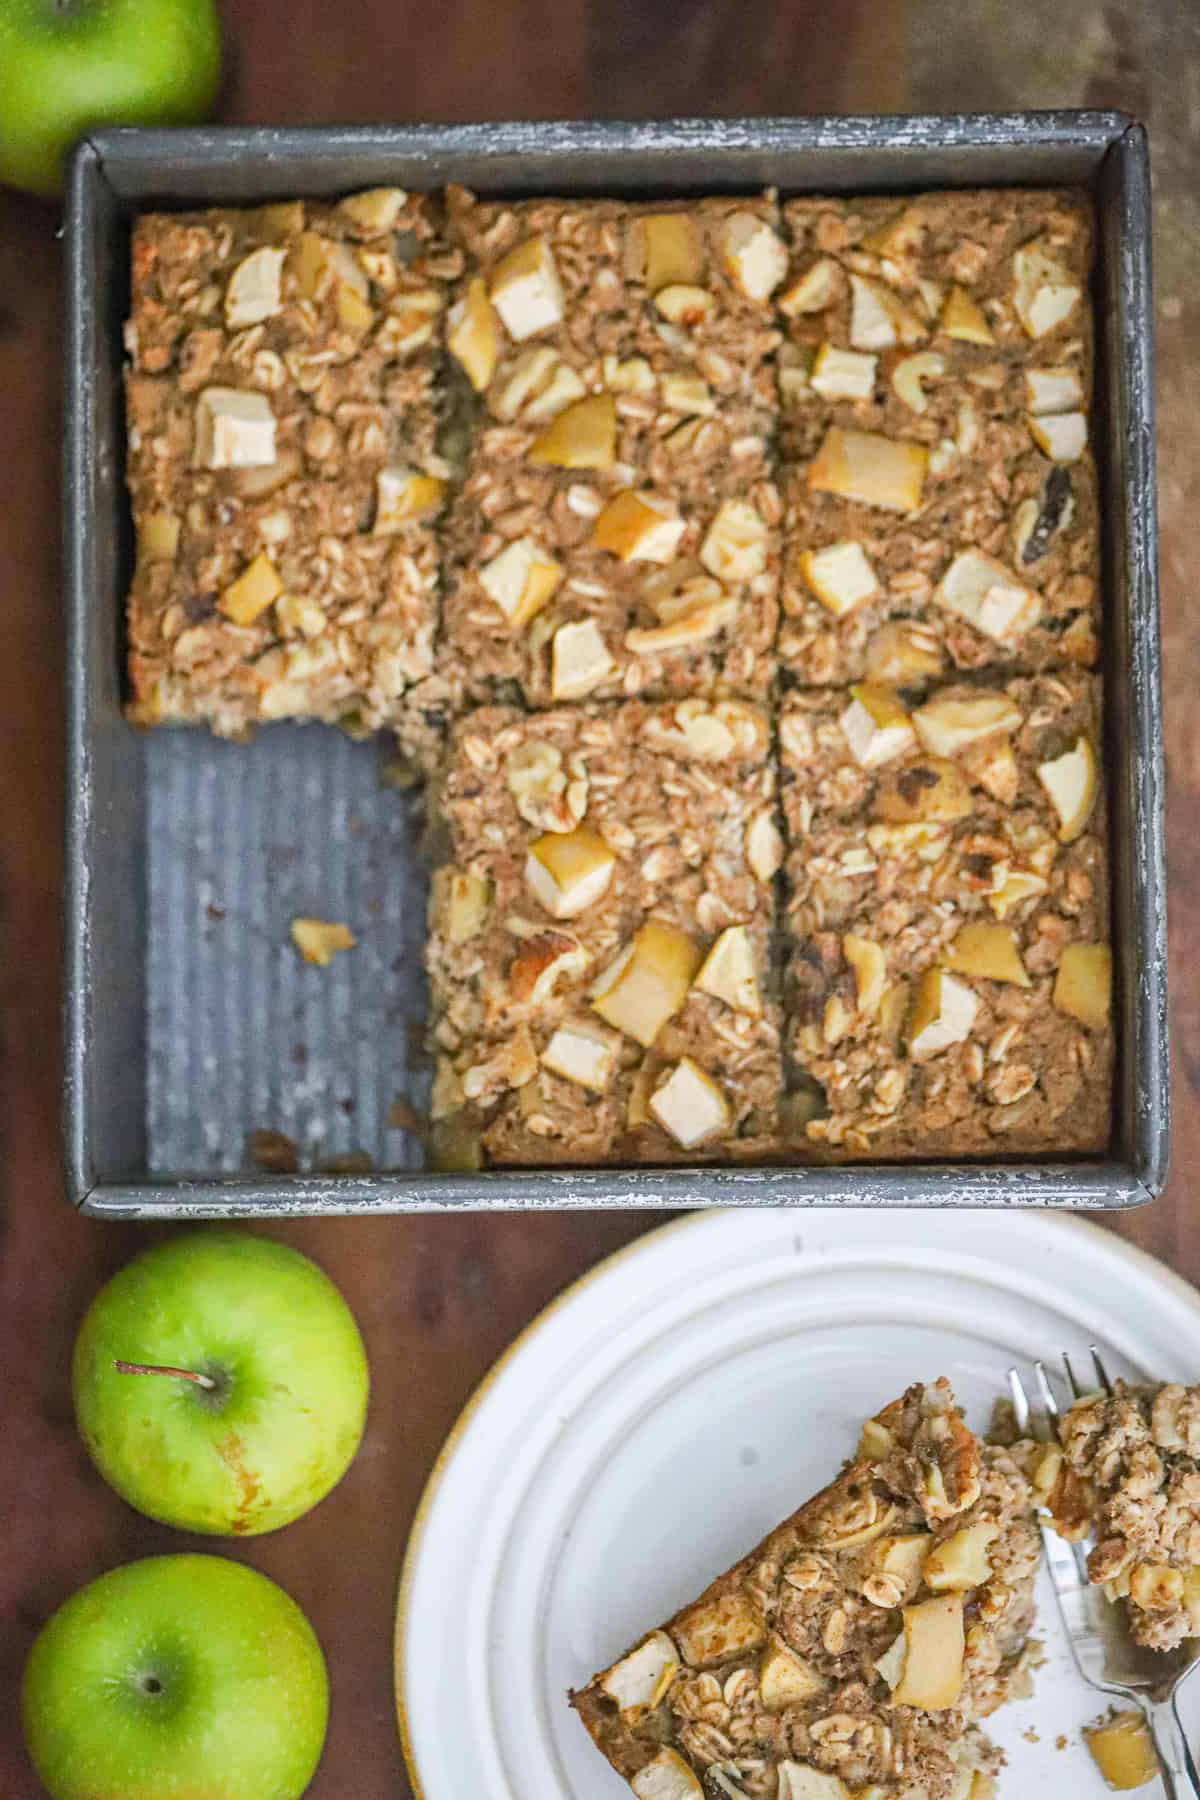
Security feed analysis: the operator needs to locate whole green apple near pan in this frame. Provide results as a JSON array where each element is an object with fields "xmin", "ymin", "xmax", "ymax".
[
  {"xmin": 73, "ymin": 1230, "xmax": 370, "ymax": 1535},
  {"xmin": 22, "ymin": 1553, "xmax": 329, "ymax": 1800},
  {"xmin": 0, "ymin": 0, "xmax": 221, "ymax": 197}
]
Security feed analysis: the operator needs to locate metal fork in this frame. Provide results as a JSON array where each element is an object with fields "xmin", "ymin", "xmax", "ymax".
[{"xmin": 1008, "ymin": 1349, "xmax": 1200, "ymax": 1799}]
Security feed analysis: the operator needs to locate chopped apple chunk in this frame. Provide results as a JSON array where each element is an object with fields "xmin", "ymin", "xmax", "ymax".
[
  {"xmin": 634, "ymin": 214, "xmax": 705, "ymax": 292},
  {"xmin": 759, "ymin": 1639, "xmax": 827, "ymax": 1711},
  {"xmin": 219, "ymin": 552, "xmax": 283, "ymax": 624},
  {"xmin": 1085, "ymin": 1714, "xmax": 1158, "ymax": 1791},
  {"xmin": 593, "ymin": 921, "xmax": 702, "ymax": 1047},
  {"xmin": 988, "ymin": 869, "xmax": 1049, "ymax": 920},
  {"xmin": 799, "ymin": 541, "xmax": 879, "ymax": 618},
  {"xmin": 943, "ymin": 923, "xmax": 1031, "ymax": 988},
  {"xmin": 894, "ymin": 1594, "xmax": 965, "ymax": 1710},
  {"xmin": 592, "ymin": 490, "xmax": 686, "ymax": 562},
  {"xmin": 872, "ymin": 1532, "xmax": 931, "ymax": 1587},
  {"xmin": 373, "ymin": 467, "xmax": 445, "ymax": 534},
  {"xmin": 446, "ymin": 278, "xmax": 499, "ymax": 391},
  {"xmin": 489, "ymin": 236, "xmax": 564, "ymax": 340},
  {"xmin": 1025, "ymin": 365, "xmax": 1084, "ymax": 414},
  {"xmin": 873, "ymin": 757, "xmax": 972, "ymax": 825},
  {"xmin": 495, "ymin": 347, "xmax": 585, "ymax": 422},
  {"xmin": 529, "ymin": 394, "xmax": 617, "ymax": 469},
  {"xmin": 649, "ymin": 1057, "xmax": 732, "ymax": 1149},
  {"xmin": 1013, "ymin": 241, "xmax": 1081, "ymax": 339},
  {"xmin": 1028, "ymin": 411, "xmax": 1088, "ymax": 463},
  {"xmin": 839, "ymin": 685, "xmax": 917, "ymax": 769},
  {"xmin": 810, "ymin": 343, "xmax": 877, "ymax": 401},
  {"xmin": 338, "ymin": 186, "xmax": 407, "ymax": 230},
  {"xmin": 194, "ymin": 386, "xmax": 277, "ymax": 470},
  {"xmin": 933, "ymin": 549, "xmax": 1041, "ymax": 645},
  {"xmin": 441, "ymin": 871, "xmax": 493, "ymax": 945},
  {"xmin": 1037, "ymin": 736, "xmax": 1098, "ymax": 842},
  {"xmin": 700, "ymin": 498, "xmax": 768, "ymax": 584},
  {"xmin": 137, "ymin": 511, "xmax": 180, "ymax": 562},
  {"xmin": 631, "ymin": 1748, "xmax": 704, "ymax": 1800},
  {"xmin": 849, "ymin": 274, "xmax": 926, "ymax": 350},
  {"xmin": 924, "ymin": 1522, "xmax": 1000, "ymax": 1591},
  {"xmin": 844, "ymin": 935, "xmax": 887, "ymax": 1015},
  {"xmin": 1053, "ymin": 943, "xmax": 1112, "ymax": 1030},
  {"xmin": 912, "ymin": 690, "xmax": 1023, "ymax": 758},
  {"xmin": 673, "ymin": 1588, "xmax": 764, "ymax": 1668},
  {"xmin": 525, "ymin": 827, "xmax": 616, "ymax": 920},
  {"xmin": 599, "ymin": 1632, "xmax": 679, "ymax": 1720},
  {"xmin": 225, "ymin": 246, "xmax": 285, "ymax": 328},
  {"xmin": 808, "ymin": 427, "xmax": 927, "ymax": 514},
  {"xmin": 479, "ymin": 537, "xmax": 564, "ymax": 627},
  {"xmin": 694, "ymin": 926, "xmax": 761, "ymax": 1015},
  {"xmin": 874, "ymin": 1631, "xmax": 908, "ymax": 1692},
  {"xmin": 654, "ymin": 284, "xmax": 717, "ymax": 330},
  {"xmin": 908, "ymin": 969, "xmax": 978, "ymax": 1061},
  {"xmin": 291, "ymin": 234, "xmax": 370, "ymax": 330},
  {"xmin": 661, "ymin": 373, "xmax": 714, "ymax": 415},
  {"xmin": 778, "ymin": 257, "xmax": 841, "ymax": 317},
  {"xmin": 291, "ymin": 917, "xmax": 356, "ymax": 966},
  {"xmin": 551, "ymin": 620, "xmax": 615, "ymax": 700},
  {"xmin": 720, "ymin": 213, "xmax": 788, "ymax": 302},
  {"xmin": 541, "ymin": 1023, "xmax": 619, "ymax": 1093},
  {"xmin": 940, "ymin": 286, "xmax": 994, "ymax": 344},
  {"xmin": 508, "ymin": 930, "xmax": 589, "ymax": 1006}
]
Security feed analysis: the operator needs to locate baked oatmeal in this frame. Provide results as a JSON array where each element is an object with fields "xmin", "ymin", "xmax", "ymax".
[
  {"xmin": 572, "ymin": 1379, "xmax": 1042, "ymax": 1800},
  {"xmin": 1037, "ymin": 1383, "xmax": 1200, "ymax": 1653},
  {"xmin": 777, "ymin": 190, "xmax": 1098, "ymax": 686},
  {"xmin": 438, "ymin": 188, "xmax": 785, "ymax": 707},
  {"xmin": 425, "ymin": 698, "xmax": 782, "ymax": 1168},
  {"xmin": 778, "ymin": 670, "xmax": 1111, "ymax": 1158},
  {"xmin": 124, "ymin": 189, "xmax": 459, "ymax": 747}
]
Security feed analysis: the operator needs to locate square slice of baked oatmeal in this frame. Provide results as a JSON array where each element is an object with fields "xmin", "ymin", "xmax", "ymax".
[
  {"xmin": 439, "ymin": 189, "xmax": 786, "ymax": 707},
  {"xmin": 778, "ymin": 670, "xmax": 1111, "ymax": 1159},
  {"xmin": 125, "ymin": 189, "xmax": 457, "ymax": 746},
  {"xmin": 572, "ymin": 1379, "xmax": 1042, "ymax": 1800},
  {"xmin": 425, "ymin": 698, "xmax": 782, "ymax": 1168}
]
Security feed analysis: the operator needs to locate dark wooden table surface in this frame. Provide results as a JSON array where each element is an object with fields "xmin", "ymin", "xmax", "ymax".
[{"xmin": 2, "ymin": 2, "xmax": 1198, "ymax": 1794}]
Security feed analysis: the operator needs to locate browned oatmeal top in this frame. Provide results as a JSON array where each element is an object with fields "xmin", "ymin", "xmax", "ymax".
[{"xmin": 572, "ymin": 1379, "xmax": 1040, "ymax": 1800}]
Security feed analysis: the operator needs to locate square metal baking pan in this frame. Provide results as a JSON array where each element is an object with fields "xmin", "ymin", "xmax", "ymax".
[{"xmin": 63, "ymin": 112, "xmax": 1168, "ymax": 1217}]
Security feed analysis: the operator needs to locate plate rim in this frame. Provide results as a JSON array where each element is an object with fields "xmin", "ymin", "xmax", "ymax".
[{"xmin": 393, "ymin": 1211, "xmax": 1199, "ymax": 1798}]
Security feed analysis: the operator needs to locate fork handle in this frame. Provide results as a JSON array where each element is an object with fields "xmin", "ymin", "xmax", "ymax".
[{"xmin": 1145, "ymin": 1698, "xmax": 1200, "ymax": 1800}]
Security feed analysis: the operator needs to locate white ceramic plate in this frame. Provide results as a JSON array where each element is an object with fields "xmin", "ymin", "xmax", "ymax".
[{"xmin": 396, "ymin": 1210, "xmax": 1200, "ymax": 1800}]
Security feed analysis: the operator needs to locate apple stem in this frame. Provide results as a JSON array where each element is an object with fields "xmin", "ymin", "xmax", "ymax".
[{"xmin": 113, "ymin": 1359, "xmax": 219, "ymax": 1391}]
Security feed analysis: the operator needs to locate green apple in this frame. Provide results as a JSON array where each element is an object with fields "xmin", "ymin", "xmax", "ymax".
[
  {"xmin": 22, "ymin": 1554, "xmax": 328, "ymax": 1800},
  {"xmin": 0, "ymin": 0, "xmax": 221, "ymax": 198},
  {"xmin": 73, "ymin": 1230, "xmax": 369, "ymax": 1536}
]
